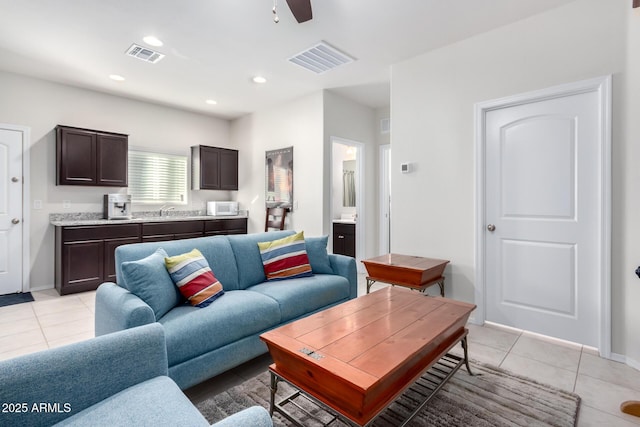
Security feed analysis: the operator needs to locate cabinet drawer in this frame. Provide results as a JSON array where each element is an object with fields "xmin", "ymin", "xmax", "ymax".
[
  {"xmin": 61, "ymin": 224, "xmax": 140, "ymax": 242},
  {"xmin": 333, "ymin": 223, "xmax": 355, "ymax": 236},
  {"xmin": 142, "ymin": 221, "xmax": 204, "ymax": 236},
  {"xmin": 204, "ymin": 218, "xmax": 247, "ymax": 232}
]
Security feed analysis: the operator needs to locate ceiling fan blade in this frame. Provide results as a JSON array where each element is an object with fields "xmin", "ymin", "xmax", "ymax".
[{"xmin": 285, "ymin": 0, "xmax": 312, "ymax": 23}]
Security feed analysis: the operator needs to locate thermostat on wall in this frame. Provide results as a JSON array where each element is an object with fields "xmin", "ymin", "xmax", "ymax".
[{"xmin": 401, "ymin": 162, "xmax": 411, "ymax": 173}]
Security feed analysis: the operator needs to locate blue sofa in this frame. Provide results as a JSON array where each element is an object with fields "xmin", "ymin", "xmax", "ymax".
[
  {"xmin": 95, "ymin": 230, "xmax": 357, "ymax": 390},
  {"xmin": 0, "ymin": 324, "xmax": 272, "ymax": 426}
]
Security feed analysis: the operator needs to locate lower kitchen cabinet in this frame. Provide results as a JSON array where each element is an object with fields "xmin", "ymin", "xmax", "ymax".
[
  {"xmin": 54, "ymin": 218, "xmax": 248, "ymax": 294},
  {"xmin": 333, "ymin": 222, "xmax": 356, "ymax": 258},
  {"xmin": 55, "ymin": 224, "xmax": 140, "ymax": 295}
]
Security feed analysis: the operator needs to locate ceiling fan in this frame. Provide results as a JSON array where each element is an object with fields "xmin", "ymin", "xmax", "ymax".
[{"xmin": 273, "ymin": 0, "xmax": 312, "ymax": 23}]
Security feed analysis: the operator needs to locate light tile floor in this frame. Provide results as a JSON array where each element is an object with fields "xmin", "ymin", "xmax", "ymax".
[{"xmin": 2, "ymin": 279, "xmax": 640, "ymax": 426}]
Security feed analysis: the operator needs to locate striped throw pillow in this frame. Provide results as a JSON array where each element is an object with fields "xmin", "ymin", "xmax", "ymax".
[
  {"xmin": 164, "ymin": 249, "xmax": 224, "ymax": 307},
  {"xmin": 258, "ymin": 231, "xmax": 313, "ymax": 281}
]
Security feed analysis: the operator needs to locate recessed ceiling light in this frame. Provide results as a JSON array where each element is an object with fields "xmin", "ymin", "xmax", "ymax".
[
  {"xmin": 109, "ymin": 74, "xmax": 125, "ymax": 81},
  {"xmin": 252, "ymin": 76, "xmax": 267, "ymax": 84},
  {"xmin": 143, "ymin": 36, "xmax": 163, "ymax": 47},
  {"xmin": 205, "ymin": 99, "xmax": 217, "ymax": 105}
]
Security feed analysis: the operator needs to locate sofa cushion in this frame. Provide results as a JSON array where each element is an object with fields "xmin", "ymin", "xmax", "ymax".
[
  {"xmin": 258, "ymin": 231, "xmax": 313, "ymax": 281},
  {"xmin": 305, "ymin": 235, "xmax": 333, "ymax": 274},
  {"xmin": 159, "ymin": 290, "xmax": 281, "ymax": 366},
  {"xmin": 227, "ymin": 231, "xmax": 295, "ymax": 289},
  {"xmin": 121, "ymin": 248, "xmax": 181, "ymax": 320},
  {"xmin": 55, "ymin": 376, "xmax": 209, "ymax": 427},
  {"xmin": 165, "ymin": 249, "xmax": 225, "ymax": 308},
  {"xmin": 248, "ymin": 274, "xmax": 351, "ymax": 322}
]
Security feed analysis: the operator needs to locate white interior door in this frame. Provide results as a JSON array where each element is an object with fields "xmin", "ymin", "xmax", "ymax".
[
  {"xmin": 0, "ymin": 126, "xmax": 24, "ymax": 295},
  {"xmin": 483, "ymin": 81, "xmax": 609, "ymax": 348}
]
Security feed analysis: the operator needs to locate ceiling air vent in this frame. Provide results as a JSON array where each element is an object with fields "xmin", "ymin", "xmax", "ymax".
[
  {"xmin": 125, "ymin": 44, "xmax": 165, "ymax": 64},
  {"xmin": 288, "ymin": 41, "xmax": 355, "ymax": 74}
]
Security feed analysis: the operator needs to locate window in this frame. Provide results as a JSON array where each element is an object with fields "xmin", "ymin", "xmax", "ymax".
[{"xmin": 128, "ymin": 150, "xmax": 188, "ymax": 204}]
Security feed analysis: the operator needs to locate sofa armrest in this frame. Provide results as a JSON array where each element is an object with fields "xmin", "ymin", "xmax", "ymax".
[
  {"xmin": 211, "ymin": 406, "xmax": 273, "ymax": 427},
  {"xmin": 95, "ymin": 282, "xmax": 155, "ymax": 336},
  {"xmin": 328, "ymin": 254, "xmax": 358, "ymax": 299},
  {"xmin": 0, "ymin": 324, "xmax": 168, "ymax": 427}
]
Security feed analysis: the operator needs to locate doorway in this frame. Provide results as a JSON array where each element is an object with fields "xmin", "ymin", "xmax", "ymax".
[
  {"xmin": 474, "ymin": 77, "xmax": 611, "ymax": 356},
  {"xmin": 0, "ymin": 124, "xmax": 30, "ymax": 295},
  {"xmin": 330, "ymin": 137, "xmax": 365, "ymax": 270}
]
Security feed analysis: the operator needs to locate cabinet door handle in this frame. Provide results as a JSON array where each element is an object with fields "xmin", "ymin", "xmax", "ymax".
[{"xmin": 338, "ymin": 235, "xmax": 345, "ymax": 239}]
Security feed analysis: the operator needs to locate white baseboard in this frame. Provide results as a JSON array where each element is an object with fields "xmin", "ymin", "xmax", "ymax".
[
  {"xmin": 28, "ymin": 284, "xmax": 55, "ymax": 293},
  {"xmin": 610, "ymin": 352, "xmax": 640, "ymax": 371}
]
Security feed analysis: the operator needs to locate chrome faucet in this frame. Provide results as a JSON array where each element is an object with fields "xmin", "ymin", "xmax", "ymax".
[{"xmin": 159, "ymin": 205, "xmax": 176, "ymax": 217}]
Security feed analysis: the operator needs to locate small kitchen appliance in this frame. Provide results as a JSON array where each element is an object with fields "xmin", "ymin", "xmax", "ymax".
[
  {"xmin": 103, "ymin": 194, "xmax": 133, "ymax": 220},
  {"xmin": 207, "ymin": 201, "xmax": 239, "ymax": 216}
]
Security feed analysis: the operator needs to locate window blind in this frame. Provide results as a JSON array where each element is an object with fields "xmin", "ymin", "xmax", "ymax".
[{"xmin": 128, "ymin": 150, "xmax": 188, "ymax": 204}]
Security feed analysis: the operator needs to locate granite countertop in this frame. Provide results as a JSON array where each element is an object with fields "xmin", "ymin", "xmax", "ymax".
[{"xmin": 50, "ymin": 211, "xmax": 248, "ymax": 227}]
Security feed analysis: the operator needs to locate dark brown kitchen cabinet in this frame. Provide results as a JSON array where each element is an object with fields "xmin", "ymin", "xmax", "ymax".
[
  {"xmin": 104, "ymin": 237, "xmax": 140, "ymax": 281},
  {"xmin": 204, "ymin": 218, "xmax": 247, "ymax": 236},
  {"xmin": 56, "ymin": 125, "xmax": 128, "ymax": 186},
  {"xmin": 333, "ymin": 222, "xmax": 356, "ymax": 258},
  {"xmin": 55, "ymin": 224, "xmax": 140, "ymax": 295},
  {"xmin": 55, "ymin": 219, "xmax": 248, "ymax": 294},
  {"xmin": 141, "ymin": 221, "xmax": 205, "ymax": 242},
  {"xmin": 191, "ymin": 145, "xmax": 238, "ymax": 190}
]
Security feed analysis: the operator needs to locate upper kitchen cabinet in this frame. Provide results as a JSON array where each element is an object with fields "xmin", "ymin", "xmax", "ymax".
[
  {"xmin": 191, "ymin": 145, "xmax": 238, "ymax": 190},
  {"xmin": 56, "ymin": 125, "xmax": 128, "ymax": 186}
]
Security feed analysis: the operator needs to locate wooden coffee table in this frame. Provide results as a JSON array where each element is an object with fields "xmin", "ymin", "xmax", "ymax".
[
  {"xmin": 260, "ymin": 287, "xmax": 476, "ymax": 426},
  {"xmin": 362, "ymin": 254, "xmax": 450, "ymax": 296}
]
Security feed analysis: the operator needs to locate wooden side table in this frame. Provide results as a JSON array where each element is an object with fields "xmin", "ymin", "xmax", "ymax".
[{"xmin": 362, "ymin": 254, "xmax": 450, "ymax": 296}]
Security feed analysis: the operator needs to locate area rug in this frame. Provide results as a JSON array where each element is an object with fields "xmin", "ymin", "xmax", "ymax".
[
  {"xmin": 197, "ymin": 362, "xmax": 580, "ymax": 427},
  {"xmin": 0, "ymin": 292, "xmax": 34, "ymax": 308}
]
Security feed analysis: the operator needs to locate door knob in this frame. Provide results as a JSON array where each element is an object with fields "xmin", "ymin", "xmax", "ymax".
[
  {"xmin": 11, "ymin": 177, "xmax": 19, "ymax": 183},
  {"xmin": 11, "ymin": 218, "xmax": 20, "ymax": 224},
  {"xmin": 487, "ymin": 224, "xmax": 496, "ymax": 232}
]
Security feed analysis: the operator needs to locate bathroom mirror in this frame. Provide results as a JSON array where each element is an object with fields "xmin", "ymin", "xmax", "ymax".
[{"xmin": 343, "ymin": 160, "xmax": 356, "ymax": 207}]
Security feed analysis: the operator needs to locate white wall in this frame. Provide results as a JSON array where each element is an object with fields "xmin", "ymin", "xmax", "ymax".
[
  {"xmin": 231, "ymin": 90, "xmax": 381, "ymax": 260},
  {"xmin": 230, "ymin": 92, "xmax": 324, "ymax": 235},
  {"xmin": 323, "ymin": 91, "xmax": 378, "ymax": 259},
  {"xmin": 375, "ymin": 107, "xmax": 391, "ymax": 147},
  {"xmin": 391, "ymin": 0, "xmax": 638, "ymax": 360},
  {"xmin": 0, "ymin": 71, "xmax": 232, "ymax": 290},
  {"xmin": 618, "ymin": 6, "xmax": 640, "ymax": 364}
]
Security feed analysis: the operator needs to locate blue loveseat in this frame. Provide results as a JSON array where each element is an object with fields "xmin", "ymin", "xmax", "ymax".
[
  {"xmin": 0, "ymin": 323, "xmax": 272, "ymax": 426},
  {"xmin": 95, "ymin": 230, "xmax": 357, "ymax": 390}
]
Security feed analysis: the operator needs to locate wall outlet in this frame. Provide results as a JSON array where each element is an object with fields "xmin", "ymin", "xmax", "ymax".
[
  {"xmin": 63, "ymin": 200, "xmax": 71, "ymax": 209},
  {"xmin": 33, "ymin": 200, "xmax": 42, "ymax": 210}
]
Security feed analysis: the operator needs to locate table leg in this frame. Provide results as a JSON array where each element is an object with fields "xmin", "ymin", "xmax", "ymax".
[
  {"xmin": 366, "ymin": 278, "xmax": 376, "ymax": 294},
  {"xmin": 460, "ymin": 337, "xmax": 476, "ymax": 376},
  {"xmin": 269, "ymin": 371, "xmax": 278, "ymax": 416},
  {"xmin": 438, "ymin": 277, "xmax": 445, "ymax": 297}
]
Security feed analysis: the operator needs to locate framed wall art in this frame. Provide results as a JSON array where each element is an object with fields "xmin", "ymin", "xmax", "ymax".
[{"xmin": 265, "ymin": 146, "xmax": 293, "ymax": 210}]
